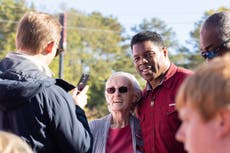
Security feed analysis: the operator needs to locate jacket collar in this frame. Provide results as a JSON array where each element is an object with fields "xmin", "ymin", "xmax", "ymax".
[
  {"xmin": 146, "ymin": 63, "xmax": 177, "ymax": 91},
  {"xmin": 7, "ymin": 52, "xmax": 54, "ymax": 77}
]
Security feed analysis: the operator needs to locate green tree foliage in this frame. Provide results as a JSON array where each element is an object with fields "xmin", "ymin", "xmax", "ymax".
[
  {"xmin": 0, "ymin": 0, "xmax": 30, "ymax": 58},
  {"xmin": 131, "ymin": 18, "xmax": 178, "ymax": 49}
]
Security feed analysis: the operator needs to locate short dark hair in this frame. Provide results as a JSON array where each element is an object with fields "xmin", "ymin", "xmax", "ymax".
[
  {"xmin": 203, "ymin": 11, "xmax": 230, "ymax": 41},
  {"xmin": 130, "ymin": 31, "xmax": 165, "ymax": 50}
]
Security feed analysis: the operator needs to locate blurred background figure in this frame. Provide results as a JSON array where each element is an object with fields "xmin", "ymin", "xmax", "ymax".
[
  {"xmin": 0, "ymin": 131, "xmax": 33, "ymax": 153},
  {"xmin": 176, "ymin": 54, "xmax": 230, "ymax": 153},
  {"xmin": 200, "ymin": 11, "xmax": 230, "ymax": 61},
  {"xmin": 89, "ymin": 72, "xmax": 144, "ymax": 153}
]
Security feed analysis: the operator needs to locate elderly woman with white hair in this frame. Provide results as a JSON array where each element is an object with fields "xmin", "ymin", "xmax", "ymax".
[{"xmin": 89, "ymin": 72, "xmax": 144, "ymax": 153}]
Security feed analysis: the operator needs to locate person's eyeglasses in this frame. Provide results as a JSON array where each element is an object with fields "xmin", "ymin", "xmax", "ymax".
[
  {"xmin": 55, "ymin": 48, "xmax": 64, "ymax": 57},
  {"xmin": 106, "ymin": 86, "xmax": 128, "ymax": 94},
  {"xmin": 201, "ymin": 39, "xmax": 230, "ymax": 60}
]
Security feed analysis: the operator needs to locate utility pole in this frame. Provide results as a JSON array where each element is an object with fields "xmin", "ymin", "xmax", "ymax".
[{"xmin": 58, "ymin": 13, "xmax": 67, "ymax": 79}]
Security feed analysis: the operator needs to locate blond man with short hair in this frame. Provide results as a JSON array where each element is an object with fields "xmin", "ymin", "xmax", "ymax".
[
  {"xmin": 176, "ymin": 54, "xmax": 230, "ymax": 153},
  {"xmin": 0, "ymin": 11, "xmax": 92, "ymax": 153}
]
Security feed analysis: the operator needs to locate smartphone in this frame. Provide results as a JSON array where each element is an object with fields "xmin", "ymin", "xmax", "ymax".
[{"xmin": 77, "ymin": 73, "xmax": 89, "ymax": 92}]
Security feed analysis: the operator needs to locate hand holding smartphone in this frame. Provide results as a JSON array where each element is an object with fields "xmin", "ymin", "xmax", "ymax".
[{"xmin": 77, "ymin": 73, "xmax": 89, "ymax": 93}]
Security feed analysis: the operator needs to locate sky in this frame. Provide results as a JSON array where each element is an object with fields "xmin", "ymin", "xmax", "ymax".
[{"xmin": 25, "ymin": 0, "xmax": 229, "ymax": 48}]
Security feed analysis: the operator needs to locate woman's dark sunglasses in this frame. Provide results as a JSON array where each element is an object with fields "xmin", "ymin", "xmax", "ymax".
[
  {"xmin": 201, "ymin": 39, "xmax": 230, "ymax": 60},
  {"xmin": 106, "ymin": 86, "xmax": 128, "ymax": 94}
]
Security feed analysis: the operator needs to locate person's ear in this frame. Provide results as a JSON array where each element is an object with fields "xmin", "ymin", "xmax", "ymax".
[
  {"xmin": 217, "ymin": 109, "xmax": 230, "ymax": 138},
  {"xmin": 162, "ymin": 47, "xmax": 168, "ymax": 57},
  {"xmin": 45, "ymin": 41, "xmax": 55, "ymax": 54}
]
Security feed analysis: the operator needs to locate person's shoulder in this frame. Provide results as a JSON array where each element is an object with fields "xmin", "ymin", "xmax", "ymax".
[
  {"xmin": 43, "ymin": 78, "xmax": 69, "ymax": 94},
  {"xmin": 167, "ymin": 65, "xmax": 193, "ymax": 88},
  {"xmin": 176, "ymin": 66, "xmax": 193, "ymax": 75},
  {"xmin": 36, "ymin": 79, "xmax": 65, "ymax": 97},
  {"xmin": 89, "ymin": 114, "xmax": 111, "ymax": 129},
  {"xmin": 130, "ymin": 114, "xmax": 139, "ymax": 121},
  {"xmin": 130, "ymin": 115, "xmax": 141, "ymax": 126},
  {"xmin": 172, "ymin": 66, "xmax": 193, "ymax": 81},
  {"xmin": 90, "ymin": 114, "xmax": 110, "ymax": 124},
  {"xmin": 38, "ymin": 79, "xmax": 73, "ymax": 107}
]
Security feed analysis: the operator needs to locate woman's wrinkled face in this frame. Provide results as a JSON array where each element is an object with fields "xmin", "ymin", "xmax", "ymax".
[{"xmin": 105, "ymin": 76, "xmax": 134, "ymax": 113}]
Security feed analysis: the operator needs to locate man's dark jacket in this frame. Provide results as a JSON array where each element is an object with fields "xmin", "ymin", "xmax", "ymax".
[{"xmin": 0, "ymin": 53, "xmax": 92, "ymax": 153}]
